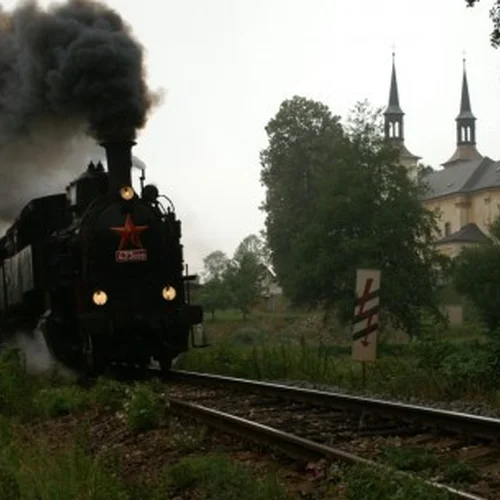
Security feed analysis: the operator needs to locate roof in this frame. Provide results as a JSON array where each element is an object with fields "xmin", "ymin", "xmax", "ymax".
[
  {"xmin": 420, "ymin": 156, "xmax": 498, "ymax": 201},
  {"xmin": 442, "ymin": 144, "xmax": 482, "ymax": 167},
  {"xmin": 397, "ymin": 141, "xmax": 421, "ymax": 160},
  {"xmin": 384, "ymin": 55, "xmax": 403, "ymax": 116},
  {"xmin": 457, "ymin": 67, "xmax": 475, "ymax": 121},
  {"xmin": 437, "ymin": 223, "xmax": 490, "ymax": 244}
]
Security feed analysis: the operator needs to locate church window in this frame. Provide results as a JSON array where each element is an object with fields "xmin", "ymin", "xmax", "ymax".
[{"xmin": 444, "ymin": 222, "xmax": 451, "ymax": 237}]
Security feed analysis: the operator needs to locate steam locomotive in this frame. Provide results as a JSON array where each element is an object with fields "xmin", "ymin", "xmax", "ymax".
[{"xmin": 0, "ymin": 139, "xmax": 204, "ymax": 376}]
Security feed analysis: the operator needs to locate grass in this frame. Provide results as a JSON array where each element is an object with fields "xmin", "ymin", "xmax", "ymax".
[
  {"xmin": 180, "ymin": 309, "xmax": 500, "ymax": 405},
  {"xmin": 165, "ymin": 454, "xmax": 287, "ymax": 500},
  {"xmin": 340, "ymin": 465, "xmax": 457, "ymax": 500},
  {"xmin": 0, "ymin": 347, "xmax": 291, "ymax": 499},
  {"xmin": 181, "ymin": 336, "xmax": 500, "ymax": 403},
  {"xmin": 0, "ymin": 423, "xmax": 132, "ymax": 500},
  {"xmin": 381, "ymin": 447, "xmax": 439, "ymax": 473},
  {"xmin": 0, "ymin": 340, "xmax": 486, "ymax": 499},
  {"xmin": 122, "ymin": 383, "xmax": 165, "ymax": 432}
]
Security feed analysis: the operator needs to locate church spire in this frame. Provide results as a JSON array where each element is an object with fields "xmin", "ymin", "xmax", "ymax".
[
  {"xmin": 442, "ymin": 57, "xmax": 482, "ymax": 167},
  {"xmin": 456, "ymin": 57, "xmax": 476, "ymax": 144},
  {"xmin": 384, "ymin": 51, "xmax": 404, "ymax": 141},
  {"xmin": 382, "ymin": 49, "xmax": 421, "ymax": 176}
]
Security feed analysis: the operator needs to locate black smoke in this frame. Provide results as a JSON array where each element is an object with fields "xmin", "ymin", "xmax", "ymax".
[
  {"xmin": 0, "ymin": 0, "xmax": 162, "ymax": 224},
  {"xmin": 0, "ymin": 0, "xmax": 159, "ymax": 141}
]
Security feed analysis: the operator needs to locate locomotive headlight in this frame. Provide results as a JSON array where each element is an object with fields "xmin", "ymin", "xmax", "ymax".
[
  {"xmin": 120, "ymin": 186, "xmax": 135, "ymax": 201},
  {"xmin": 92, "ymin": 290, "xmax": 108, "ymax": 306},
  {"xmin": 162, "ymin": 286, "xmax": 176, "ymax": 301}
]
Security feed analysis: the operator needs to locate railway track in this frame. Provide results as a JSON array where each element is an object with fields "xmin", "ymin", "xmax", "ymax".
[
  {"xmin": 167, "ymin": 370, "xmax": 500, "ymax": 440},
  {"xmin": 158, "ymin": 370, "xmax": 500, "ymax": 499}
]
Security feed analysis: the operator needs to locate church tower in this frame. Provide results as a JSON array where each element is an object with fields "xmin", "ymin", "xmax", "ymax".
[
  {"xmin": 383, "ymin": 52, "xmax": 421, "ymax": 175},
  {"xmin": 442, "ymin": 59, "xmax": 482, "ymax": 167}
]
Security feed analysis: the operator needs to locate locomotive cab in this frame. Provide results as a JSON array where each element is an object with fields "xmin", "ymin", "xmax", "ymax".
[{"xmin": 67, "ymin": 161, "xmax": 109, "ymax": 216}]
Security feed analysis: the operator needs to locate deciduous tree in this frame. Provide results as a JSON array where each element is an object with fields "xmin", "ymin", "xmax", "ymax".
[
  {"xmin": 260, "ymin": 97, "xmax": 448, "ymax": 337},
  {"xmin": 466, "ymin": 0, "xmax": 500, "ymax": 47},
  {"xmin": 453, "ymin": 217, "xmax": 500, "ymax": 331},
  {"xmin": 198, "ymin": 251, "xmax": 231, "ymax": 320},
  {"xmin": 225, "ymin": 234, "xmax": 265, "ymax": 320}
]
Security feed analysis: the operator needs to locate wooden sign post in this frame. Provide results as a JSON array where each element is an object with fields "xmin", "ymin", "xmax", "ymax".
[{"xmin": 352, "ymin": 269, "xmax": 381, "ymax": 384}]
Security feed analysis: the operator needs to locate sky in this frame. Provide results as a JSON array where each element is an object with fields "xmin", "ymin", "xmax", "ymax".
[{"xmin": 4, "ymin": 0, "xmax": 500, "ymax": 275}]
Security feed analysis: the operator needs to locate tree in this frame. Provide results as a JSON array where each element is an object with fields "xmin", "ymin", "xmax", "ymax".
[
  {"xmin": 234, "ymin": 234, "xmax": 266, "ymax": 263},
  {"xmin": 225, "ymin": 235, "xmax": 265, "ymax": 320},
  {"xmin": 466, "ymin": 1, "xmax": 500, "ymax": 47},
  {"xmin": 201, "ymin": 250, "xmax": 230, "ymax": 282},
  {"xmin": 260, "ymin": 97, "xmax": 448, "ymax": 337},
  {"xmin": 453, "ymin": 217, "xmax": 500, "ymax": 331},
  {"xmin": 260, "ymin": 95, "xmax": 346, "ymax": 305},
  {"xmin": 416, "ymin": 163, "xmax": 434, "ymax": 180},
  {"xmin": 198, "ymin": 250, "xmax": 231, "ymax": 320}
]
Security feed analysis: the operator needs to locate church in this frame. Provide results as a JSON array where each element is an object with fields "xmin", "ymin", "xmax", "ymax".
[{"xmin": 384, "ymin": 55, "xmax": 498, "ymax": 258}]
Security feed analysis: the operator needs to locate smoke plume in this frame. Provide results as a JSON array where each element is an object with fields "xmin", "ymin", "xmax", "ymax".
[{"xmin": 0, "ymin": 0, "xmax": 162, "ymax": 224}]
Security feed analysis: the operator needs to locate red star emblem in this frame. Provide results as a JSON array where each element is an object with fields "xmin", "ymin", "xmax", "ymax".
[{"xmin": 110, "ymin": 214, "xmax": 148, "ymax": 250}]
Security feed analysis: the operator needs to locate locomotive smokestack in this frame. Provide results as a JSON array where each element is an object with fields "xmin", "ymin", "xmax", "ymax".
[{"xmin": 100, "ymin": 140, "xmax": 136, "ymax": 192}]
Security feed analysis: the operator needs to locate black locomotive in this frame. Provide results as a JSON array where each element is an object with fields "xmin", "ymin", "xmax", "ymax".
[{"xmin": 0, "ymin": 139, "xmax": 203, "ymax": 375}]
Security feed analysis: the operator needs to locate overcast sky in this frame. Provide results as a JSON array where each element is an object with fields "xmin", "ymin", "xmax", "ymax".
[{"xmin": 5, "ymin": 0, "xmax": 500, "ymax": 274}]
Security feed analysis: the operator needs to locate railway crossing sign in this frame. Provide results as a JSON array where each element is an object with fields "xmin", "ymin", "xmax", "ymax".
[{"xmin": 352, "ymin": 269, "xmax": 381, "ymax": 362}]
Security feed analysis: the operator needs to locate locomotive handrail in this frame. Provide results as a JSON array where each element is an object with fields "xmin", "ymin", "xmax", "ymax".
[{"xmin": 158, "ymin": 194, "xmax": 175, "ymax": 213}]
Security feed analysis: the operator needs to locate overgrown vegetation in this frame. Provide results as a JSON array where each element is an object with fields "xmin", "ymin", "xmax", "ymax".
[
  {"xmin": 166, "ymin": 454, "xmax": 287, "ymax": 500},
  {"xmin": 0, "ymin": 344, "xmax": 472, "ymax": 498},
  {"xmin": 341, "ymin": 465, "xmax": 456, "ymax": 500},
  {"xmin": 181, "ymin": 311, "xmax": 500, "ymax": 405},
  {"xmin": 0, "ymin": 346, "xmax": 291, "ymax": 499}
]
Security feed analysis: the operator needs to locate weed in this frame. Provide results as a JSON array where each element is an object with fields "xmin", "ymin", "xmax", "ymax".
[
  {"xmin": 444, "ymin": 461, "xmax": 479, "ymax": 484},
  {"xmin": 34, "ymin": 386, "xmax": 90, "ymax": 418},
  {"xmin": 0, "ymin": 347, "xmax": 38, "ymax": 418},
  {"xmin": 91, "ymin": 377, "xmax": 127, "ymax": 410},
  {"xmin": 168, "ymin": 419, "xmax": 207, "ymax": 453},
  {"xmin": 343, "ymin": 465, "xmax": 456, "ymax": 499},
  {"xmin": 180, "ymin": 325, "xmax": 500, "ymax": 404},
  {"xmin": 381, "ymin": 446, "xmax": 438, "ymax": 472},
  {"xmin": 165, "ymin": 453, "xmax": 287, "ymax": 500},
  {"xmin": 123, "ymin": 383, "xmax": 164, "ymax": 432},
  {"xmin": 0, "ymin": 427, "xmax": 132, "ymax": 500}
]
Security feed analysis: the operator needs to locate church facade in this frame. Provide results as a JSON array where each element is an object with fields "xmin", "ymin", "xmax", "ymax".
[{"xmin": 385, "ymin": 56, "xmax": 498, "ymax": 257}]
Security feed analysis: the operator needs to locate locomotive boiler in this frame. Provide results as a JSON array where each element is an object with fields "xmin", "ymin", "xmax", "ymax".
[{"xmin": 0, "ymin": 139, "xmax": 204, "ymax": 376}]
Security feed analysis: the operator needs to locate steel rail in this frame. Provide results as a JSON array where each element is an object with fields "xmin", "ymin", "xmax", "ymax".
[
  {"xmin": 166, "ymin": 397, "xmax": 488, "ymax": 500},
  {"xmin": 169, "ymin": 370, "xmax": 500, "ymax": 440}
]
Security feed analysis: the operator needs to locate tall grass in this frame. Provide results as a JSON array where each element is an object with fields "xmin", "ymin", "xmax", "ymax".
[
  {"xmin": 0, "ymin": 347, "xmax": 289, "ymax": 499},
  {"xmin": 180, "ymin": 327, "xmax": 500, "ymax": 403}
]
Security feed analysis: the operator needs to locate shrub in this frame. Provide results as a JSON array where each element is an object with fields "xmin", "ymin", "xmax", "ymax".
[
  {"xmin": 123, "ymin": 383, "xmax": 164, "ymax": 432},
  {"xmin": 90, "ymin": 377, "xmax": 127, "ymax": 410},
  {"xmin": 34, "ymin": 386, "xmax": 90, "ymax": 418}
]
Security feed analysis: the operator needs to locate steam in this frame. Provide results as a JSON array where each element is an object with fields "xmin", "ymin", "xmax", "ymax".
[
  {"xmin": 6, "ymin": 329, "xmax": 76, "ymax": 378},
  {"xmin": 132, "ymin": 155, "xmax": 146, "ymax": 171},
  {"xmin": 0, "ymin": 0, "xmax": 162, "ymax": 225}
]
